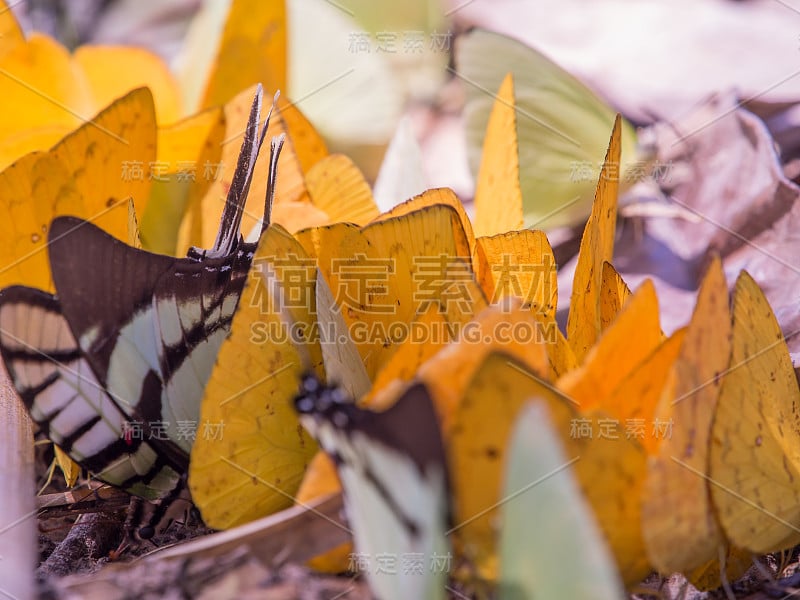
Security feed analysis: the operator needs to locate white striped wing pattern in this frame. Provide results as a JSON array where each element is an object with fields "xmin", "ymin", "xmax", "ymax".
[
  {"xmin": 0, "ymin": 288, "xmax": 184, "ymax": 500},
  {"xmin": 0, "ymin": 85, "xmax": 278, "ymax": 503}
]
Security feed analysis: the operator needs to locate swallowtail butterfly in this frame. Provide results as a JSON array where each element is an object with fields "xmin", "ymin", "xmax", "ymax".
[
  {"xmin": 0, "ymin": 86, "xmax": 282, "ymax": 526},
  {"xmin": 294, "ymin": 374, "xmax": 450, "ymax": 600}
]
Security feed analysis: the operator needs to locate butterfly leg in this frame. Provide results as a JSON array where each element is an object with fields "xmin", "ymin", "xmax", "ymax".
[
  {"xmin": 117, "ymin": 476, "xmax": 196, "ymax": 552},
  {"xmin": 113, "ymin": 495, "xmax": 147, "ymax": 557}
]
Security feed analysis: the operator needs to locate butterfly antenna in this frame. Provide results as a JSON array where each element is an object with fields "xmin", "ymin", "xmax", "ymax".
[
  {"xmin": 204, "ymin": 84, "xmax": 265, "ymax": 259},
  {"xmin": 254, "ymin": 90, "xmax": 280, "ymax": 239},
  {"xmin": 258, "ymin": 90, "xmax": 280, "ymax": 152},
  {"xmin": 261, "ymin": 133, "xmax": 286, "ymax": 237}
]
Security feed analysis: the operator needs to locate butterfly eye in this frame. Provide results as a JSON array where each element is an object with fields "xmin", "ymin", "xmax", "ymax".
[
  {"xmin": 137, "ymin": 525, "xmax": 155, "ymax": 540},
  {"xmin": 294, "ymin": 395, "xmax": 315, "ymax": 414},
  {"xmin": 302, "ymin": 375, "xmax": 320, "ymax": 393}
]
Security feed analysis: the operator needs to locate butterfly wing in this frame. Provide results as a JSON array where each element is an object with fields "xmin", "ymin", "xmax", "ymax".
[
  {"xmin": 44, "ymin": 86, "xmax": 273, "ymax": 451},
  {"xmin": 296, "ymin": 377, "xmax": 450, "ymax": 600},
  {"xmin": 151, "ymin": 248, "xmax": 253, "ymax": 452},
  {"xmin": 457, "ymin": 29, "xmax": 639, "ymax": 229},
  {"xmin": 0, "ymin": 286, "xmax": 184, "ymax": 499},
  {"xmin": 48, "ymin": 216, "xmax": 255, "ymax": 454},
  {"xmin": 47, "ymin": 216, "xmax": 183, "ymax": 420},
  {"xmin": 314, "ymin": 270, "xmax": 371, "ymax": 400},
  {"xmin": 710, "ymin": 272, "xmax": 800, "ymax": 553}
]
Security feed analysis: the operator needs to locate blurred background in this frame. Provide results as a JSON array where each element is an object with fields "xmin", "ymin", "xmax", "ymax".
[{"xmin": 14, "ymin": 0, "xmax": 800, "ymax": 199}]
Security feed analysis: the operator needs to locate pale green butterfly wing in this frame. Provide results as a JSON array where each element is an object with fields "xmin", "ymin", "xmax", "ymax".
[
  {"xmin": 326, "ymin": 0, "xmax": 449, "ymax": 102},
  {"xmin": 315, "ymin": 269, "xmax": 371, "ymax": 399},
  {"xmin": 499, "ymin": 401, "xmax": 625, "ymax": 600},
  {"xmin": 373, "ymin": 116, "xmax": 427, "ymax": 213},
  {"xmin": 457, "ymin": 29, "xmax": 640, "ymax": 229},
  {"xmin": 288, "ymin": 0, "xmax": 402, "ymax": 179}
]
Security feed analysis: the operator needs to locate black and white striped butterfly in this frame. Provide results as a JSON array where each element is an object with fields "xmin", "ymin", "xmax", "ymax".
[
  {"xmin": 294, "ymin": 374, "xmax": 451, "ymax": 600},
  {"xmin": 0, "ymin": 86, "xmax": 282, "ymax": 518}
]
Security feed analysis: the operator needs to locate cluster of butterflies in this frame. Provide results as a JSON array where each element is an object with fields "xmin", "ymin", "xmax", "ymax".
[
  {"xmin": 4, "ymin": 31, "xmax": 800, "ymax": 600},
  {"xmin": 0, "ymin": 83, "xmax": 456, "ymax": 600},
  {"xmin": 0, "ymin": 80, "xmax": 449, "ymax": 596},
  {"xmin": 0, "ymin": 87, "xmax": 286, "ymax": 530}
]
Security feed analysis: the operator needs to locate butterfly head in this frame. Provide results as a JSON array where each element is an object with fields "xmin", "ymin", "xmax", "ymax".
[{"xmin": 294, "ymin": 372, "xmax": 355, "ymax": 430}]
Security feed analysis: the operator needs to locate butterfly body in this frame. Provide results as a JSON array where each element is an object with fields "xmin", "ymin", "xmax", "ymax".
[
  {"xmin": 0, "ymin": 212, "xmax": 258, "ymax": 501},
  {"xmin": 0, "ymin": 86, "xmax": 281, "ymax": 513},
  {"xmin": 48, "ymin": 215, "xmax": 257, "ymax": 455},
  {"xmin": 295, "ymin": 373, "xmax": 450, "ymax": 600}
]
